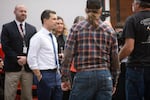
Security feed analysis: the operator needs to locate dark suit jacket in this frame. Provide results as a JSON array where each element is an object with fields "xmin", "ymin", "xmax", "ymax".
[{"xmin": 1, "ymin": 21, "xmax": 37, "ymax": 72}]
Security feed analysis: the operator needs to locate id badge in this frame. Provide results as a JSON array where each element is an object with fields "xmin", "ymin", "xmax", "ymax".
[{"xmin": 23, "ymin": 46, "xmax": 27, "ymax": 54}]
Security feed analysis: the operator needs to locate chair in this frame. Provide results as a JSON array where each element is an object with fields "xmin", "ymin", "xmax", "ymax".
[{"xmin": 15, "ymin": 82, "xmax": 38, "ymax": 100}]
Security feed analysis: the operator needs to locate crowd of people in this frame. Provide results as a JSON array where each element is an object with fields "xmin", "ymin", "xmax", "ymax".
[{"xmin": 0, "ymin": 0, "xmax": 150, "ymax": 100}]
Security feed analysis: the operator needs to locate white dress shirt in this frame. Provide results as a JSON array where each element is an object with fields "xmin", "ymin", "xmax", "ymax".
[
  {"xmin": 15, "ymin": 20, "xmax": 26, "ymax": 35},
  {"xmin": 27, "ymin": 27, "xmax": 59, "ymax": 70}
]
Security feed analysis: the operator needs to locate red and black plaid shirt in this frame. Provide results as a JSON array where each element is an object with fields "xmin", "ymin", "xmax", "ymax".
[{"xmin": 61, "ymin": 20, "xmax": 118, "ymax": 80}]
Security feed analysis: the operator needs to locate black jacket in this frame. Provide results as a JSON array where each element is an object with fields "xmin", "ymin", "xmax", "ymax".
[{"xmin": 1, "ymin": 21, "xmax": 37, "ymax": 72}]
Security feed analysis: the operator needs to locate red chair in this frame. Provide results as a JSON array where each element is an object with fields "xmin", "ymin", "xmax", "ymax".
[
  {"xmin": 0, "ymin": 43, "xmax": 4, "ymax": 100},
  {"xmin": 0, "ymin": 43, "xmax": 4, "ymax": 73},
  {"xmin": 0, "ymin": 44, "xmax": 5, "ymax": 60},
  {"xmin": 0, "ymin": 44, "xmax": 38, "ymax": 100},
  {"xmin": 15, "ymin": 82, "xmax": 38, "ymax": 100}
]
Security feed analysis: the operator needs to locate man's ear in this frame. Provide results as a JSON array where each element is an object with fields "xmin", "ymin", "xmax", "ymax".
[
  {"xmin": 99, "ymin": 7, "xmax": 103, "ymax": 16},
  {"xmin": 43, "ymin": 18, "xmax": 47, "ymax": 24},
  {"xmin": 85, "ymin": 8, "xmax": 88, "ymax": 13}
]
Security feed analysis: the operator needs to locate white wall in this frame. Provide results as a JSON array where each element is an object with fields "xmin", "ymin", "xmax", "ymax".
[{"xmin": 0, "ymin": 0, "xmax": 86, "ymax": 32}]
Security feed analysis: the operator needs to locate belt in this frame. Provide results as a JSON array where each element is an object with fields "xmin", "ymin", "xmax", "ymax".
[
  {"xmin": 77, "ymin": 67, "xmax": 108, "ymax": 72},
  {"xmin": 40, "ymin": 68, "xmax": 57, "ymax": 72}
]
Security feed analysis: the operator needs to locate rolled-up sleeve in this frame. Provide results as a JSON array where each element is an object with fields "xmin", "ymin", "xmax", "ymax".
[{"xmin": 27, "ymin": 35, "xmax": 40, "ymax": 70}]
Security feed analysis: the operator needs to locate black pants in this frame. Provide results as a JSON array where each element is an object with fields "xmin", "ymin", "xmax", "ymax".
[
  {"xmin": 0, "ymin": 72, "xmax": 5, "ymax": 100},
  {"xmin": 144, "ymin": 68, "xmax": 150, "ymax": 100},
  {"xmin": 112, "ymin": 63, "xmax": 126, "ymax": 100},
  {"xmin": 63, "ymin": 91, "xmax": 70, "ymax": 100}
]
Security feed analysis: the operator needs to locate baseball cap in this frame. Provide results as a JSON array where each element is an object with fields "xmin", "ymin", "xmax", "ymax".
[{"xmin": 86, "ymin": 0, "xmax": 102, "ymax": 9}]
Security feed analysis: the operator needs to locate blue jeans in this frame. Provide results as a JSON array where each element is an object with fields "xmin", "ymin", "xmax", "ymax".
[
  {"xmin": 37, "ymin": 70, "xmax": 62, "ymax": 100},
  {"xmin": 69, "ymin": 69, "xmax": 112, "ymax": 100},
  {"xmin": 126, "ymin": 67, "xmax": 144, "ymax": 100}
]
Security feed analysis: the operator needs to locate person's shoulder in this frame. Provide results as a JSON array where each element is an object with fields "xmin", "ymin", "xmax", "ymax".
[
  {"xmin": 30, "ymin": 32, "xmax": 40, "ymax": 42},
  {"xmin": 125, "ymin": 14, "xmax": 137, "ymax": 22},
  {"xmin": 71, "ymin": 20, "xmax": 87, "ymax": 31},
  {"xmin": 2, "ymin": 21, "xmax": 15, "ymax": 27},
  {"xmin": 100, "ymin": 21, "xmax": 115, "ymax": 35},
  {"xmin": 32, "ymin": 31, "xmax": 41, "ymax": 38},
  {"xmin": 25, "ymin": 22, "xmax": 36, "ymax": 29}
]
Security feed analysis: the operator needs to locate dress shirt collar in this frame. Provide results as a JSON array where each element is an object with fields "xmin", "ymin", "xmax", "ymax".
[
  {"xmin": 15, "ymin": 19, "xmax": 25, "ymax": 28},
  {"xmin": 41, "ymin": 27, "xmax": 53, "ymax": 35}
]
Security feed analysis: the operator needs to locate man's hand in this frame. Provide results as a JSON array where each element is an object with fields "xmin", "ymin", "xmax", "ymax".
[
  {"xmin": 112, "ymin": 86, "xmax": 117, "ymax": 95},
  {"xmin": 61, "ymin": 81, "xmax": 71, "ymax": 91},
  {"xmin": 0, "ymin": 58, "xmax": 4, "ymax": 68},
  {"xmin": 32, "ymin": 69, "xmax": 42, "ymax": 82},
  {"xmin": 17, "ymin": 56, "xmax": 27, "ymax": 66},
  {"xmin": 36, "ymin": 74, "xmax": 42, "ymax": 82},
  {"xmin": 58, "ymin": 53, "xmax": 64, "ymax": 61}
]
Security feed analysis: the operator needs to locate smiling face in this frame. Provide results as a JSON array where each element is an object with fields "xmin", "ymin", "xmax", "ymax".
[{"xmin": 14, "ymin": 5, "xmax": 27, "ymax": 22}]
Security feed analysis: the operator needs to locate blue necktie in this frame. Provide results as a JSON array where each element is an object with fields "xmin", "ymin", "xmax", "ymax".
[{"xmin": 49, "ymin": 33, "xmax": 59, "ymax": 67}]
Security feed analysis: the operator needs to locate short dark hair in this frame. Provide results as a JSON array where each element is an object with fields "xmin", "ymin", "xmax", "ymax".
[
  {"xmin": 41, "ymin": 10, "xmax": 56, "ymax": 24},
  {"xmin": 140, "ymin": 2, "xmax": 150, "ymax": 8},
  {"xmin": 135, "ymin": 0, "xmax": 150, "ymax": 8},
  {"xmin": 139, "ymin": 0, "xmax": 150, "ymax": 3}
]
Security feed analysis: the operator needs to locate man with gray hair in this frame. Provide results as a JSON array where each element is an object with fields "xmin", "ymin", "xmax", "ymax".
[{"xmin": 119, "ymin": 0, "xmax": 150, "ymax": 100}]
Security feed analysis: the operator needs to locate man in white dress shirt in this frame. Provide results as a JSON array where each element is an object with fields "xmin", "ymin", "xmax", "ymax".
[{"xmin": 27, "ymin": 10, "xmax": 62, "ymax": 100}]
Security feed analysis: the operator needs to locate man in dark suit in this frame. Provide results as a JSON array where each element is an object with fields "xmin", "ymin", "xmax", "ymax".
[{"xmin": 1, "ymin": 4, "xmax": 36, "ymax": 100}]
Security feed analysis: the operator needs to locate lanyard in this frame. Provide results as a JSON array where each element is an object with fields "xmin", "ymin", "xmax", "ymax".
[{"xmin": 19, "ymin": 24, "xmax": 26, "ymax": 47}]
